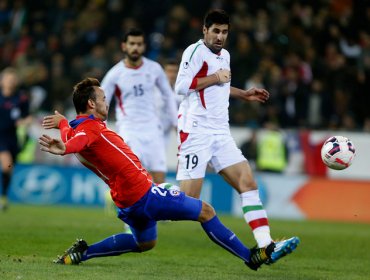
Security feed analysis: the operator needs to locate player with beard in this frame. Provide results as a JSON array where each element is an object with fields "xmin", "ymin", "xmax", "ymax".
[
  {"xmin": 101, "ymin": 29, "xmax": 177, "ymax": 184},
  {"xmin": 175, "ymin": 9, "xmax": 299, "ymax": 262}
]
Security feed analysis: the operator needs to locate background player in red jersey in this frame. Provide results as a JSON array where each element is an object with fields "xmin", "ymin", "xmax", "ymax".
[{"xmin": 40, "ymin": 77, "xmax": 298, "ymax": 270}]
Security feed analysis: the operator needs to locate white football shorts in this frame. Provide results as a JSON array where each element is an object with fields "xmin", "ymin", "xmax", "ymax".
[
  {"xmin": 176, "ymin": 132, "xmax": 246, "ymax": 180},
  {"xmin": 119, "ymin": 129, "xmax": 167, "ymax": 173}
]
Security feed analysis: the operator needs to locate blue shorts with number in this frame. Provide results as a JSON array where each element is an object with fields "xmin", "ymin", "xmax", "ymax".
[{"xmin": 117, "ymin": 184, "xmax": 202, "ymax": 243}]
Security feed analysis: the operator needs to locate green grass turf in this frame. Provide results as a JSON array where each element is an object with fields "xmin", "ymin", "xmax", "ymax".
[{"xmin": 0, "ymin": 204, "xmax": 369, "ymax": 280}]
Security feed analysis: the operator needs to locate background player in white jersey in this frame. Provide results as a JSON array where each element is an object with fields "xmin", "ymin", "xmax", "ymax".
[
  {"xmin": 155, "ymin": 59, "xmax": 182, "ymax": 147},
  {"xmin": 175, "ymin": 9, "xmax": 299, "ymax": 255},
  {"xmin": 102, "ymin": 29, "xmax": 177, "ymax": 184},
  {"xmin": 164, "ymin": 59, "xmax": 182, "ymax": 106}
]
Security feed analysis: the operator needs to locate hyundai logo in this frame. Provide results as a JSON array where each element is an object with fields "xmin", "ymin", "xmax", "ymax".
[{"xmin": 12, "ymin": 166, "xmax": 68, "ymax": 204}]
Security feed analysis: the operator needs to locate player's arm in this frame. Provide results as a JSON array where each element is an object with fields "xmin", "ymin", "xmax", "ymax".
[
  {"xmin": 189, "ymin": 69, "xmax": 230, "ymax": 91},
  {"xmin": 39, "ymin": 133, "xmax": 88, "ymax": 155},
  {"xmin": 230, "ymin": 86, "xmax": 269, "ymax": 103},
  {"xmin": 43, "ymin": 110, "xmax": 67, "ymax": 129},
  {"xmin": 175, "ymin": 46, "xmax": 231, "ymax": 94},
  {"xmin": 42, "ymin": 111, "xmax": 73, "ymax": 142},
  {"xmin": 156, "ymin": 66, "xmax": 178, "ymax": 127}
]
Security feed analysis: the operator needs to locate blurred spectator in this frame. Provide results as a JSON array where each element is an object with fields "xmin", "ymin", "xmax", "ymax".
[
  {"xmin": 240, "ymin": 129, "xmax": 258, "ymax": 170},
  {"xmin": 0, "ymin": 67, "xmax": 32, "ymax": 211},
  {"xmin": 256, "ymin": 122, "xmax": 287, "ymax": 173},
  {"xmin": 83, "ymin": 44, "xmax": 109, "ymax": 80},
  {"xmin": 278, "ymin": 66, "xmax": 309, "ymax": 128},
  {"xmin": 10, "ymin": 0, "xmax": 27, "ymax": 38},
  {"xmin": 231, "ymin": 32, "xmax": 259, "ymax": 89},
  {"xmin": 76, "ymin": 1, "xmax": 106, "ymax": 54},
  {"xmin": 160, "ymin": 59, "xmax": 181, "ymax": 147},
  {"xmin": 48, "ymin": 53, "xmax": 73, "ymax": 111},
  {"xmin": 363, "ymin": 117, "xmax": 370, "ymax": 133},
  {"xmin": 357, "ymin": 31, "xmax": 370, "ymax": 123},
  {"xmin": 47, "ymin": 0, "xmax": 75, "ymax": 34},
  {"xmin": 341, "ymin": 112, "xmax": 358, "ymax": 131},
  {"xmin": 0, "ymin": 0, "xmax": 367, "ymax": 131},
  {"xmin": 307, "ymin": 79, "xmax": 330, "ymax": 129}
]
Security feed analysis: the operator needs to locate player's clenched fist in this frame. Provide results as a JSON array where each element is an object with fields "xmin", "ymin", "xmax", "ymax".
[{"xmin": 214, "ymin": 69, "xmax": 231, "ymax": 84}]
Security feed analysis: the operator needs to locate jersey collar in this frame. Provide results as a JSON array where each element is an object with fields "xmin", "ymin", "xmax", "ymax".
[
  {"xmin": 69, "ymin": 114, "xmax": 96, "ymax": 129},
  {"xmin": 123, "ymin": 59, "xmax": 144, "ymax": 69}
]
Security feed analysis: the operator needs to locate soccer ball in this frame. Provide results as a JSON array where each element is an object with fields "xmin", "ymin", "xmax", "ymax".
[{"xmin": 321, "ymin": 136, "xmax": 356, "ymax": 170}]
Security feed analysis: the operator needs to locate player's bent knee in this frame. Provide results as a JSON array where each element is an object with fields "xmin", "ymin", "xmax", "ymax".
[
  {"xmin": 242, "ymin": 180, "xmax": 257, "ymax": 192},
  {"xmin": 137, "ymin": 240, "xmax": 156, "ymax": 252},
  {"xmin": 198, "ymin": 201, "xmax": 216, "ymax": 223}
]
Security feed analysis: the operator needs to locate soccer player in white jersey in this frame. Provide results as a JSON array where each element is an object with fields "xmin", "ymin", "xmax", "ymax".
[
  {"xmin": 175, "ymin": 9, "xmax": 299, "ymax": 260},
  {"xmin": 156, "ymin": 59, "xmax": 182, "ymax": 147},
  {"xmin": 101, "ymin": 29, "xmax": 178, "ymax": 184}
]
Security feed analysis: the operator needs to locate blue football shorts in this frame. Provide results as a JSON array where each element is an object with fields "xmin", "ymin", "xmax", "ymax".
[{"xmin": 117, "ymin": 184, "xmax": 202, "ymax": 243}]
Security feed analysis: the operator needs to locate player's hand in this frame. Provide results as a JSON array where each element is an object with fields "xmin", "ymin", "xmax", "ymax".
[
  {"xmin": 39, "ymin": 134, "xmax": 66, "ymax": 155},
  {"xmin": 42, "ymin": 110, "xmax": 66, "ymax": 129},
  {"xmin": 215, "ymin": 69, "xmax": 231, "ymax": 84},
  {"xmin": 243, "ymin": 87, "xmax": 270, "ymax": 103}
]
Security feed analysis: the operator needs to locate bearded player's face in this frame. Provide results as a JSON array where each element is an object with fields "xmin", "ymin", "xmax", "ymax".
[
  {"xmin": 203, "ymin": 23, "xmax": 229, "ymax": 54},
  {"xmin": 122, "ymin": 35, "xmax": 145, "ymax": 62}
]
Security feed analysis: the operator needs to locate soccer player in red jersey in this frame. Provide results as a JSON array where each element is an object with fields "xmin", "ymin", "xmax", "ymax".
[{"xmin": 40, "ymin": 78, "xmax": 298, "ymax": 269}]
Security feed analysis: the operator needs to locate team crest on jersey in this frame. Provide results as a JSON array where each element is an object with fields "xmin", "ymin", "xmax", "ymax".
[
  {"xmin": 169, "ymin": 189, "xmax": 181, "ymax": 197},
  {"xmin": 183, "ymin": 62, "xmax": 189, "ymax": 69}
]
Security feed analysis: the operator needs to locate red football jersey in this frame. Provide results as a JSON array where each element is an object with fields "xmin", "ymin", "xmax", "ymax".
[{"xmin": 59, "ymin": 116, "xmax": 153, "ymax": 208}]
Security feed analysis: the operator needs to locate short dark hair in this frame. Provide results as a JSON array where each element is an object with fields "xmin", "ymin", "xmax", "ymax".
[
  {"xmin": 204, "ymin": 9, "xmax": 230, "ymax": 29},
  {"xmin": 72, "ymin": 78, "xmax": 100, "ymax": 114},
  {"xmin": 122, "ymin": 28, "xmax": 145, "ymax": 42}
]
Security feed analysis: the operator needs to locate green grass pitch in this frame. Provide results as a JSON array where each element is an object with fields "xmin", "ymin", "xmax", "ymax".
[{"xmin": 1, "ymin": 204, "xmax": 369, "ymax": 280}]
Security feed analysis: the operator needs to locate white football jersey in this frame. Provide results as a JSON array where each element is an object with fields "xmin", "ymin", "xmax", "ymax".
[
  {"xmin": 175, "ymin": 39, "xmax": 231, "ymax": 134},
  {"xmin": 102, "ymin": 57, "xmax": 178, "ymax": 133}
]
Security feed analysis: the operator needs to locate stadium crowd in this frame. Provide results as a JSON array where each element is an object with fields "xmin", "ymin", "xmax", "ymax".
[{"xmin": 0, "ymin": 0, "xmax": 369, "ymax": 131}]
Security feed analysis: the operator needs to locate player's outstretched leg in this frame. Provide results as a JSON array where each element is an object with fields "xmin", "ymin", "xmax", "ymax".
[
  {"xmin": 54, "ymin": 234, "xmax": 141, "ymax": 265},
  {"xmin": 54, "ymin": 239, "xmax": 88, "ymax": 265},
  {"xmin": 199, "ymin": 202, "xmax": 266, "ymax": 270},
  {"xmin": 199, "ymin": 202, "xmax": 300, "ymax": 270}
]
